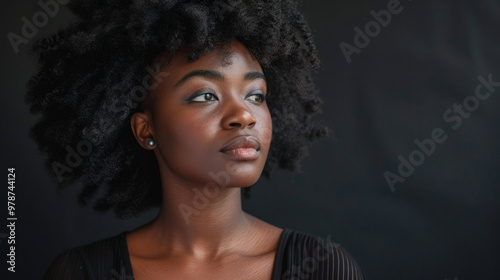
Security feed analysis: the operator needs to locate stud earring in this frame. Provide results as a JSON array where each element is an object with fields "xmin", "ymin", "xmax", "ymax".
[{"xmin": 148, "ymin": 140, "xmax": 155, "ymax": 147}]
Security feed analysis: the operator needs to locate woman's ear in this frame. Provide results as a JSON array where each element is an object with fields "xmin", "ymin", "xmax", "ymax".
[{"xmin": 131, "ymin": 112, "xmax": 155, "ymax": 149}]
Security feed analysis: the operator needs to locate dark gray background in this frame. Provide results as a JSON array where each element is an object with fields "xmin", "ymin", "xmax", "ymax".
[{"xmin": 1, "ymin": 0, "xmax": 499, "ymax": 279}]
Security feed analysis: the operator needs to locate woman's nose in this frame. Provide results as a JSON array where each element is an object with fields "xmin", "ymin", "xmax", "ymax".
[{"xmin": 221, "ymin": 98, "xmax": 257, "ymax": 129}]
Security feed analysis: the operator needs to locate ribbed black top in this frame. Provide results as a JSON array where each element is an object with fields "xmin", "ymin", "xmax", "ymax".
[{"xmin": 43, "ymin": 229, "xmax": 366, "ymax": 279}]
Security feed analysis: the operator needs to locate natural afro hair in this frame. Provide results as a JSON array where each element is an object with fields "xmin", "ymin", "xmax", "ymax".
[{"xmin": 26, "ymin": 0, "xmax": 330, "ymax": 218}]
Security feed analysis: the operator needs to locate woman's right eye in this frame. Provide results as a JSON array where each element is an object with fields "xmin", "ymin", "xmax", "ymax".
[{"xmin": 187, "ymin": 91, "xmax": 218, "ymax": 102}]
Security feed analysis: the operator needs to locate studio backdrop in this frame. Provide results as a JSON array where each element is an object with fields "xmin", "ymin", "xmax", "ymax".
[{"xmin": 1, "ymin": 0, "xmax": 498, "ymax": 279}]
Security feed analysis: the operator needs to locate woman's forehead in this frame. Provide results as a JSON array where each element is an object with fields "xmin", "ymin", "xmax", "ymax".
[{"xmin": 152, "ymin": 41, "xmax": 261, "ymax": 74}]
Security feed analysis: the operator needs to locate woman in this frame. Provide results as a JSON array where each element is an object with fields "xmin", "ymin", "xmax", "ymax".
[{"xmin": 28, "ymin": 0, "xmax": 367, "ymax": 279}]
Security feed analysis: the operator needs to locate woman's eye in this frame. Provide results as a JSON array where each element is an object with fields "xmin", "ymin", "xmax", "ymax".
[
  {"xmin": 188, "ymin": 92, "xmax": 218, "ymax": 102},
  {"xmin": 246, "ymin": 92, "xmax": 266, "ymax": 103}
]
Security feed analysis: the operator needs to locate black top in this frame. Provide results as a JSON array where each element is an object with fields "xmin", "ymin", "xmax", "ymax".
[{"xmin": 43, "ymin": 228, "xmax": 367, "ymax": 279}]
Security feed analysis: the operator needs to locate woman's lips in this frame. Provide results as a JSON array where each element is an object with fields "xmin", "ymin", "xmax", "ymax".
[
  {"xmin": 221, "ymin": 148, "xmax": 259, "ymax": 160},
  {"xmin": 220, "ymin": 135, "xmax": 260, "ymax": 160}
]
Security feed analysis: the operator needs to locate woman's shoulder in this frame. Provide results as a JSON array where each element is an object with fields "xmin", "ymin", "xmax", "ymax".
[
  {"xmin": 274, "ymin": 228, "xmax": 367, "ymax": 280},
  {"xmin": 43, "ymin": 231, "xmax": 132, "ymax": 280}
]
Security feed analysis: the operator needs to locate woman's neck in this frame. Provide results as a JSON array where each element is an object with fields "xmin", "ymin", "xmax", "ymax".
[{"xmin": 148, "ymin": 177, "xmax": 254, "ymax": 260}]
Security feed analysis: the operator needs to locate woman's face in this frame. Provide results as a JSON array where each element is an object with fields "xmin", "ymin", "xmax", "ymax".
[{"xmin": 134, "ymin": 41, "xmax": 272, "ymax": 189}]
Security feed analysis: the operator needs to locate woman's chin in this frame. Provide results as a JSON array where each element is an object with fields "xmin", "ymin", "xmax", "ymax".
[{"xmin": 221, "ymin": 175, "xmax": 261, "ymax": 189}]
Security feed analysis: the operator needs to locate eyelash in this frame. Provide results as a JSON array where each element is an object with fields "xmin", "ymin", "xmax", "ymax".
[
  {"xmin": 186, "ymin": 91, "xmax": 218, "ymax": 102},
  {"xmin": 186, "ymin": 90, "xmax": 266, "ymax": 103}
]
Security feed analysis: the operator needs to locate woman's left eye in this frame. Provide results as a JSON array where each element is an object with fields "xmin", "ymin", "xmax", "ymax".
[{"xmin": 245, "ymin": 92, "xmax": 266, "ymax": 102}]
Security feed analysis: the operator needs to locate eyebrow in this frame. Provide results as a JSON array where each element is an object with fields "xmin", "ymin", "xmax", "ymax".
[{"xmin": 174, "ymin": 70, "xmax": 266, "ymax": 87}]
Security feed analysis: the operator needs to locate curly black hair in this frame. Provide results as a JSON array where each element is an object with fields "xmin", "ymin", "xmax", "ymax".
[{"xmin": 26, "ymin": 0, "xmax": 330, "ymax": 218}]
